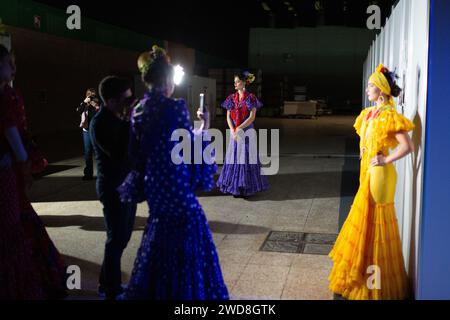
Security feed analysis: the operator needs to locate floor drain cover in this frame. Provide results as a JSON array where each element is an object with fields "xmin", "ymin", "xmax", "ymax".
[{"xmin": 260, "ymin": 231, "xmax": 337, "ymax": 255}]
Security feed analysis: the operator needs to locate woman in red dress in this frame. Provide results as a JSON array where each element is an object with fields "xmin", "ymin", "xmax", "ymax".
[
  {"xmin": 0, "ymin": 44, "xmax": 44, "ymax": 299},
  {"xmin": 0, "ymin": 45, "xmax": 66, "ymax": 299},
  {"xmin": 216, "ymin": 71, "xmax": 269, "ymax": 198}
]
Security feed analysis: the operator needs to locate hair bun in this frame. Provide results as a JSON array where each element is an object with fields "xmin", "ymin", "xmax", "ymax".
[
  {"xmin": 391, "ymin": 85, "xmax": 402, "ymax": 98},
  {"xmin": 150, "ymin": 45, "xmax": 168, "ymax": 62},
  {"xmin": 137, "ymin": 45, "xmax": 170, "ymax": 75},
  {"xmin": 137, "ymin": 51, "xmax": 152, "ymax": 74}
]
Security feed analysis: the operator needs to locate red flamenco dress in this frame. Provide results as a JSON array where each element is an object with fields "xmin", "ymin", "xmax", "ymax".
[
  {"xmin": 2, "ymin": 85, "xmax": 67, "ymax": 299},
  {"xmin": 216, "ymin": 91, "xmax": 269, "ymax": 196},
  {"xmin": 0, "ymin": 87, "xmax": 43, "ymax": 299}
]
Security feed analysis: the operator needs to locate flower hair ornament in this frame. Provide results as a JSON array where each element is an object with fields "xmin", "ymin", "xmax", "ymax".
[
  {"xmin": 137, "ymin": 45, "xmax": 170, "ymax": 74},
  {"xmin": 376, "ymin": 64, "xmax": 387, "ymax": 74},
  {"xmin": 376, "ymin": 64, "xmax": 397, "ymax": 82},
  {"xmin": 243, "ymin": 71, "xmax": 256, "ymax": 84},
  {"xmin": 390, "ymin": 67, "xmax": 398, "ymax": 82}
]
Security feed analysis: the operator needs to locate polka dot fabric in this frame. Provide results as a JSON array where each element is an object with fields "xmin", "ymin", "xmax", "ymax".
[{"xmin": 117, "ymin": 90, "xmax": 229, "ymax": 300}]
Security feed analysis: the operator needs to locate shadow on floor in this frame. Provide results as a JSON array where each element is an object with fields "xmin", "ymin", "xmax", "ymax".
[
  {"xmin": 31, "ymin": 170, "xmax": 359, "ymax": 203},
  {"xmin": 34, "ymin": 164, "xmax": 80, "ymax": 179},
  {"xmin": 246, "ymin": 171, "xmax": 358, "ymax": 202},
  {"xmin": 42, "ymin": 214, "xmax": 267, "ymax": 237},
  {"xmin": 31, "ymin": 175, "xmax": 230, "ymax": 203},
  {"xmin": 62, "ymin": 254, "xmax": 102, "ymax": 299},
  {"xmin": 208, "ymin": 221, "xmax": 270, "ymax": 234},
  {"xmin": 40, "ymin": 215, "xmax": 148, "ymax": 232},
  {"xmin": 61, "ymin": 254, "xmax": 132, "ymax": 300},
  {"xmin": 29, "ymin": 176, "xmax": 99, "ymax": 202}
]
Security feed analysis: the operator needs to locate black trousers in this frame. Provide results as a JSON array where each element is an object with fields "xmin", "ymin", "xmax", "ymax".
[
  {"xmin": 98, "ymin": 187, "xmax": 136, "ymax": 297},
  {"xmin": 82, "ymin": 130, "xmax": 94, "ymax": 177}
]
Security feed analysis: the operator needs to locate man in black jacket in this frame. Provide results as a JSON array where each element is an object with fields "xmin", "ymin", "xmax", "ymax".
[{"xmin": 90, "ymin": 76, "xmax": 136, "ymax": 300}]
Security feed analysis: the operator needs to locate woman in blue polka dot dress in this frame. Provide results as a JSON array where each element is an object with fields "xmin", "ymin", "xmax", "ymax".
[{"xmin": 117, "ymin": 46, "xmax": 229, "ymax": 300}]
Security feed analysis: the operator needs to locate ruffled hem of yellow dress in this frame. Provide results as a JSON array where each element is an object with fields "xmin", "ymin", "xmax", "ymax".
[{"xmin": 328, "ymin": 178, "xmax": 409, "ymax": 300}]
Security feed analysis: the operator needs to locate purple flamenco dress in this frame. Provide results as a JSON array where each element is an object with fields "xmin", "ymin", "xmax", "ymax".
[
  {"xmin": 217, "ymin": 91, "xmax": 269, "ymax": 197},
  {"xmin": 117, "ymin": 90, "xmax": 229, "ymax": 300}
]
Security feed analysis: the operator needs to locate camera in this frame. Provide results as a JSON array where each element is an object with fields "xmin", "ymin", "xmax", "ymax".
[{"xmin": 87, "ymin": 94, "xmax": 100, "ymax": 105}]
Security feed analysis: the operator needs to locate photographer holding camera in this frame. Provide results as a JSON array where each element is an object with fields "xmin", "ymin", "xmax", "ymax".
[{"xmin": 77, "ymin": 88, "xmax": 100, "ymax": 180}]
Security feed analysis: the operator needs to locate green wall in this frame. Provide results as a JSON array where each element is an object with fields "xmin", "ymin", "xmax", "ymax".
[
  {"xmin": 249, "ymin": 26, "xmax": 377, "ymax": 110},
  {"xmin": 0, "ymin": 0, "xmax": 163, "ymax": 51},
  {"xmin": 0, "ymin": 0, "xmax": 236, "ymax": 73}
]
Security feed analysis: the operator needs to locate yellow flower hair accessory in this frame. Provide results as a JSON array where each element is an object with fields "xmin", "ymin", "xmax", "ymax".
[{"xmin": 243, "ymin": 71, "xmax": 256, "ymax": 84}]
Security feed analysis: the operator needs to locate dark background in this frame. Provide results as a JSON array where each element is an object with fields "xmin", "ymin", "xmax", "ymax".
[
  {"xmin": 34, "ymin": 0, "xmax": 397, "ymax": 65},
  {"xmin": 0, "ymin": 0, "xmax": 398, "ymax": 156}
]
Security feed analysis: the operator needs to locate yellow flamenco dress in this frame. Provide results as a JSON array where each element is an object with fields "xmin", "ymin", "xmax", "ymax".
[{"xmin": 328, "ymin": 104, "xmax": 415, "ymax": 300}]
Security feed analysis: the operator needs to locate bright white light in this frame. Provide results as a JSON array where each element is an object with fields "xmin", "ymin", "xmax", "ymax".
[{"xmin": 173, "ymin": 65, "xmax": 184, "ymax": 86}]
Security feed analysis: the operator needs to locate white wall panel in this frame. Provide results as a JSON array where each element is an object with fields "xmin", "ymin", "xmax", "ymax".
[{"xmin": 362, "ymin": 0, "xmax": 430, "ymax": 298}]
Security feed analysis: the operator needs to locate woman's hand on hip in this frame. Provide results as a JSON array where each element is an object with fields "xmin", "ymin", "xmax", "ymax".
[{"xmin": 370, "ymin": 154, "xmax": 388, "ymax": 167}]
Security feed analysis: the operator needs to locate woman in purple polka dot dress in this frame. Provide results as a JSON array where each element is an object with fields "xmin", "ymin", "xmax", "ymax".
[{"xmin": 117, "ymin": 46, "xmax": 229, "ymax": 300}]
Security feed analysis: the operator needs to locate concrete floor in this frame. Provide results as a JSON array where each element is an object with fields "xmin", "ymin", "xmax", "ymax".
[{"xmin": 29, "ymin": 115, "xmax": 360, "ymax": 300}]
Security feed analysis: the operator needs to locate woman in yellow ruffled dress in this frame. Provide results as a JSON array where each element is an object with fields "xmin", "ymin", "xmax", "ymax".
[{"xmin": 328, "ymin": 64, "xmax": 415, "ymax": 300}]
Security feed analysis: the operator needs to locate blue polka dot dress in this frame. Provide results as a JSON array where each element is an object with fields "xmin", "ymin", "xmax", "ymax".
[{"xmin": 117, "ymin": 90, "xmax": 229, "ymax": 300}]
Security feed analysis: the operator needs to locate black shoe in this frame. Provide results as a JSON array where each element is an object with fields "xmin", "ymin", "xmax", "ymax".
[{"xmin": 82, "ymin": 175, "xmax": 94, "ymax": 181}]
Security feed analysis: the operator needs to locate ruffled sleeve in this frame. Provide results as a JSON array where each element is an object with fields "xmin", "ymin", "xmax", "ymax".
[
  {"xmin": 245, "ymin": 93, "xmax": 263, "ymax": 111},
  {"xmin": 221, "ymin": 94, "xmax": 235, "ymax": 110},
  {"xmin": 377, "ymin": 109, "xmax": 415, "ymax": 149},
  {"xmin": 117, "ymin": 102, "xmax": 147, "ymax": 204},
  {"xmin": 353, "ymin": 107, "xmax": 371, "ymax": 136},
  {"xmin": 383, "ymin": 110, "xmax": 415, "ymax": 134}
]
